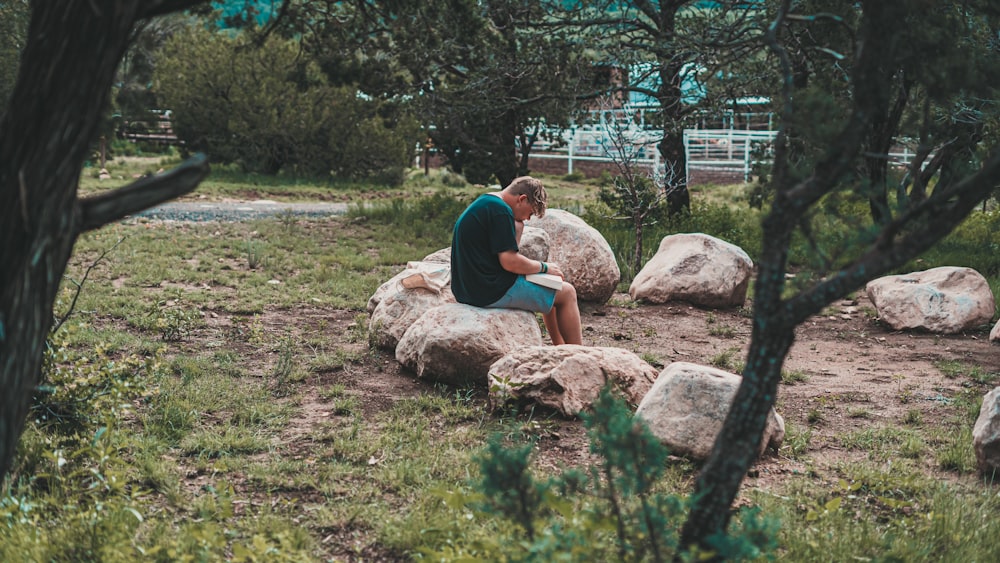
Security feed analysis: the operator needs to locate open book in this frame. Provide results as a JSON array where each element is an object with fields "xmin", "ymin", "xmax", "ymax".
[{"xmin": 525, "ymin": 273, "xmax": 563, "ymax": 290}]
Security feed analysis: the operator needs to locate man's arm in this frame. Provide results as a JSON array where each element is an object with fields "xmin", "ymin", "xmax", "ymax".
[{"xmin": 498, "ymin": 250, "xmax": 565, "ymax": 278}]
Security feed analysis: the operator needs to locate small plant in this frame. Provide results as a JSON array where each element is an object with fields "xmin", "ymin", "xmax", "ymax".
[
  {"xmin": 937, "ymin": 425, "xmax": 977, "ymax": 473},
  {"xmin": 276, "ymin": 208, "xmax": 298, "ymax": 231},
  {"xmin": 154, "ymin": 305, "xmax": 199, "ymax": 342},
  {"xmin": 807, "ymin": 408, "xmax": 824, "ymax": 425},
  {"xmin": 708, "ymin": 324, "xmax": 736, "ymax": 338},
  {"xmin": 710, "ymin": 349, "xmax": 737, "ymax": 371},
  {"xmin": 319, "ymin": 383, "xmax": 347, "ymax": 401},
  {"xmin": 270, "ymin": 337, "xmax": 298, "ymax": 397},
  {"xmin": 245, "ymin": 239, "xmax": 267, "ymax": 270},
  {"xmin": 782, "ymin": 423, "xmax": 812, "ymax": 459},
  {"xmin": 781, "ymin": 369, "xmax": 809, "ymax": 385},
  {"xmin": 847, "ymin": 407, "xmax": 871, "ymax": 419},
  {"xmin": 640, "ymin": 352, "xmax": 664, "ymax": 368},
  {"xmin": 426, "ymin": 387, "xmax": 777, "ymax": 561},
  {"xmin": 902, "ymin": 409, "xmax": 923, "ymax": 425}
]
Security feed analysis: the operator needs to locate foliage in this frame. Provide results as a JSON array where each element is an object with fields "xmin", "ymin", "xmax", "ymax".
[
  {"xmin": 422, "ymin": 388, "xmax": 777, "ymax": 560},
  {"xmin": 278, "ymin": 0, "xmax": 597, "ymax": 185},
  {"xmin": 31, "ymin": 331, "xmax": 158, "ymax": 436},
  {"xmin": 154, "ymin": 24, "xmax": 419, "ymax": 183}
]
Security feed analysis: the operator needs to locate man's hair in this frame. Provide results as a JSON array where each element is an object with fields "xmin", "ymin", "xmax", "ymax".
[{"xmin": 506, "ymin": 176, "xmax": 547, "ymax": 218}]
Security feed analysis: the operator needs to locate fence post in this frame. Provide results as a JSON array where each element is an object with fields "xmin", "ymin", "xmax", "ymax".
[
  {"xmin": 744, "ymin": 136, "xmax": 751, "ymax": 182},
  {"xmin": 568, "ymin": 129, "xmax": 575, "ymax": 175}
]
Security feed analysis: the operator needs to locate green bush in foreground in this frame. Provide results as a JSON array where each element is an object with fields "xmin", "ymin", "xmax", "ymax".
[{"xmin": 421, "ymin": 388, "xmax": 777, "ymax": 561}]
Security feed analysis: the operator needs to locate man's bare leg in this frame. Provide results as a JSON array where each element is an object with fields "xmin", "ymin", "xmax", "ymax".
[{"xmin": 543, "ymin": 282, "xmax": 581, "ymax": 345}]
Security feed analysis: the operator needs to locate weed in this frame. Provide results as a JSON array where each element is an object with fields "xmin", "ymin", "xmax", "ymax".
[
  {"xmin": 936, "ymin": 425, "xmax": 977, "ymax": 473},
  {"xmin": 640, "ymin": 352, "xmax": 664, "ymax": 368},
  {"xmin": 708, "ymin": 324, "xmax": 736, "ymax": 338},
  {"xmin": 271, "ymin": 337, "xmax": 299, "ymax": 398},
  {"xmin": 807, "ymin": 409, "xmax": 824, "ymax": 425},
  {"xmin": 782, "ymin": 423, "xmax": 812, "ymax": 459},
  {"xmin": 710, "ymin": 348, "xmax": 738, "ymax": 371},
  {"xmin": 781, "ymin": 369, "xmax": 809, "ymax": 385},
  {"xmin": 846, "ymin": 407, "xmax": 871, "ymax": 419},
  {"xmin": 902, "ymin": 409, "xmax": 923, "ymax": 425}
]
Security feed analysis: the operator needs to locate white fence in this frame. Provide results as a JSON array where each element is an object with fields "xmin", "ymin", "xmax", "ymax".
[
  {"xmin": 683, "ymin": 129, "xmax": 778, "ymax": 183},
  {"xmin": 527, "ymin": 127, "xmax": 662, "ymax": 174},
  {"xmin": 528, "ymin": 127, "xmax": 923, "ymax": 185},
  {"xmin": 530, "ymin": 127, "xmax": 772, "ymax": 184}
]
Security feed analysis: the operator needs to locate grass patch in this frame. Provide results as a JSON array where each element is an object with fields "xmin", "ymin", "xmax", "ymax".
[{"xmin": 12, "ymin": 171, "xmax": 1000, "ymax": 560}]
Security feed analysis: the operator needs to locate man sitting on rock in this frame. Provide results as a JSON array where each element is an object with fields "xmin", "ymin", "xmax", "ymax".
[{"xmin": 450, "ymin": 176, "xmax": 582, "ymax": 345}]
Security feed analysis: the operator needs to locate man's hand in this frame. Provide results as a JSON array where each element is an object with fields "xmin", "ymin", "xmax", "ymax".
[{"xmin": 546, "ymin": 262, "xmax": 565, "ymax": 279}]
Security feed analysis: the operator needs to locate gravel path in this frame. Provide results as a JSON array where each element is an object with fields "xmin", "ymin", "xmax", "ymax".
[{"xmin": 133, "ymin": 200, "xmax": 351, "ymax": 222}]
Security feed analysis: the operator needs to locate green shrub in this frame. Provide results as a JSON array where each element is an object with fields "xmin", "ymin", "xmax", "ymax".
[
  {"xmin": 155, "ymin": 25, "xmax": 418, "ymax": 183},
  {"xmin": 420, "ymin": 388, "xmax": 777, "ymax": 560},
  {"xmin": 31, "ymin": 332, "xmax": 158, "ymax": 435}
]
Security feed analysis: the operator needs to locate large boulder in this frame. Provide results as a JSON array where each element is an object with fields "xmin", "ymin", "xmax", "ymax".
[
  {"xmin": 974, "ymin": 387, "xmax": 1000, "ymax": 473},
  {"xmin": 629, "ymin": 233, "xmax": 753, "ymax": 308},
  {"xmin": 991, "ymin": 320, "xmax": 1000, "ymax": 343},
  {"xmin": 528, "ymin": 209, "xmax": 620, "ymax": 303},
  {"xmin": 395, "ymin": 303, "xmax": 542, "ymax": 386},
  {"xmin": 866, "ymin": 266, "xmax": 995, "ymax": 334},
  {"xmin": 369, "ymin": 288, "xmax": 455, "ymax": 350},
  {"xmin": 487, "ymin": 345, "xmax": 659, "ymax": 416},
  {"xmin": 635, "ymin": 362, "xmax": 785, "ymax": 461},
  {"xmin": 366, "ymin": 261, "xmax": 451, "ymax": 314}
]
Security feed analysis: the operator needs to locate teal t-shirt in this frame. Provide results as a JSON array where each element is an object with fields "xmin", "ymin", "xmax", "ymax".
[{"xmin": 451, "ymin": 194, "xmax": 518, "ymax": 306}]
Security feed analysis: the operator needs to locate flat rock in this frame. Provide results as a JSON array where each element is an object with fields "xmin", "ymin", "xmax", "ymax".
[
  {"xmin": 488, "ymin": 345, "xmax": 659, "ymax": 416},
  {"xmin": 395, "ymin": 303, "xmax": 542, "ymax": 386},
  {"xmin": 866, "ymin": 266, "xmax": 995, "ymax": 334}
]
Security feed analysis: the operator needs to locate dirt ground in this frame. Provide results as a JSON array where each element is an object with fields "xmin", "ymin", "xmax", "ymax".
[{"xmin": 243, "ymin": 291, "xmax": 1000, "ymax": 495}]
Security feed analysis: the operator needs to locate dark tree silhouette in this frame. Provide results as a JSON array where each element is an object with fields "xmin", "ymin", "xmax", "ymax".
[
  {"xmin": 0, "ymin": 0, "xmax": 210, "ymax": 481},
  {"xmin": 678, "ymin": 0, "xmax": 1000, "ymax": 556}
]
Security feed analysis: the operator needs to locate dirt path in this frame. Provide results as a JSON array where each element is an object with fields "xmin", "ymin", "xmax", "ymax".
[
  {"xmin": 134, "ymin": 199, "xmax": 350, "ymax": 221},
  {"xmin": 250, "ymin": 291, "xmax": 998, "ymax": 495}
]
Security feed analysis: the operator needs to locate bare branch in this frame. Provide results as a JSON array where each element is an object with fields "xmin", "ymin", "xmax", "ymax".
[
  {"xmin": 76, "ymin": 153, "xmax": 209, "ymax": 233},
  {"xmin": 51, "ymin": 237, "xmax": 125, "ymax": 335}
]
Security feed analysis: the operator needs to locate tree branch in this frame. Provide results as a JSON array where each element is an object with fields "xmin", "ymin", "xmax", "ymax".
[
  {"xmin": 786, "ymin": 149, "xmax": 1000, "ymax": 324},
  {"xmin": 75, "ymin": 153, "xmax": 209, "ymax": 233},
  {"xmin": 140, "ymin": 0, "xmax": 212, "ymax": 19}
]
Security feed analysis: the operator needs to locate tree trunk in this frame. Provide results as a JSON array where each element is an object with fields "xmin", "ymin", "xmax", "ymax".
[
  {"xmin": 0, "ymin": 0, "xmax": 209, "ymax": 482},
  {"xmin": 677, "ymin": 206, "xmax": 796, "ymax": 551}
]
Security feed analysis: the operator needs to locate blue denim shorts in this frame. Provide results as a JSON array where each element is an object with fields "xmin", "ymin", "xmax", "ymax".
[{"xmin": 486, "ymin": 275, "xmax": 557, "ymax": 313}]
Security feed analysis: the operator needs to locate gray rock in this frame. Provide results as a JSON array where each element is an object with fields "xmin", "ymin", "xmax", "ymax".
[
  {"xmin": 630, "ymin": 233, "xmax": 753, "ymax": 308},
  {"xmin": 635, "ymin": 362, "xmax": 784, "ymax": 461},
  {"xmin": 528, "ymin": 209, "xmax": 620, "ymax": 303},
  {"xmin": 974, "ymin": 387, "xmax": 1000, "ymax": 473},
  {"xmin": 395, "ymin": 303, "xmax": 542, "ymax": 386},
  {"xmin": 488, "ymin": 345, "xmax": 659, "ymax": 416},
  {"xmin": 866, "ymin": 266, "xmax": 995, "ymax": 333}
]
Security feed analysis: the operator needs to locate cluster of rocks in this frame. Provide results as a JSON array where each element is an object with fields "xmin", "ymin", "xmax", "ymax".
[
  {"xmin": 367, "ymin": 207, "xmax": 1000, "ymax": 470},
  {"xmin": 367, "ymin": 211, "xmax": 783, "ymax": 462}
]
